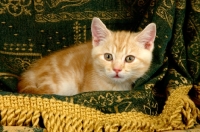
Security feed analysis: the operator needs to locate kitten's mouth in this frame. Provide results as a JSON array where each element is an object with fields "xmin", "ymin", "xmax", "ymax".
[
  {"xmin": 110, "ymin": 74, "xmax": 126, "ymax": 82},
  {"xmin": 113, "ymin": 74, "xmax": 122, "ymax": 78},
  {"xmin": 109, "ymin": 73, "xmax": 123, "ymax": 79},
  {"xmin": 114, "ymin": 75, "xmax": 120, "ymax": 78}
]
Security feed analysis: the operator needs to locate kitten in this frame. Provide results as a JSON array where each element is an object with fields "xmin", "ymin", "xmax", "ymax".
[{"xmin": 17, "ymin": 17, "xmax": 156, "ymax": 96}]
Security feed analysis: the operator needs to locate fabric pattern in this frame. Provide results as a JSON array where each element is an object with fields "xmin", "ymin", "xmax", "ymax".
[{"xmin": 0, "ymin": 0, "xmax": 200, "ymax": 131}]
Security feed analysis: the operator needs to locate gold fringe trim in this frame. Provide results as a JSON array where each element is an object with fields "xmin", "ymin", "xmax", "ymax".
[{"xmin": 0, "ymin": 86, "xmax": 199, "ymax": 132}]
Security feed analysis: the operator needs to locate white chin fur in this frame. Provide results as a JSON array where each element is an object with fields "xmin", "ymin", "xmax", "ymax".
[{"xmin": 111, "ymin": 77, "xmax": 127, "ymax": 83}]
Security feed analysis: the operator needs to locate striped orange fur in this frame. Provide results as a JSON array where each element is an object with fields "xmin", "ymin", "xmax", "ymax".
[{"xmin": 18, "ymin": 17, "xmax": 156, "ymax": 95}]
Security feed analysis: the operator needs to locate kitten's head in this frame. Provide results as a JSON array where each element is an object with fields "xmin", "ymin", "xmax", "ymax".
[{"xmin": 91, "ymin": 17, "xmax": 156, "ymax": 83}]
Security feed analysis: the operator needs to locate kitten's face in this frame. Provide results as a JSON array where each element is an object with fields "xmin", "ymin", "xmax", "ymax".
[
  {"xmin": 92, "ymin": 32, "xmax": 153, "ymax": 83},
  {"xmin": 91, "ymin": 17, "xmax": 156, "ymax": 83}
]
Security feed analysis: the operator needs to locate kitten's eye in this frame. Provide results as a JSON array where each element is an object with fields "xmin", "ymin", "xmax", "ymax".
[
  {"xmin": 104, "ymin": 53, "xmax": 113, "ymax": 61},
  {"xmin": 125, "ymin": 55, "xmax": 135, "ymax": 63}
]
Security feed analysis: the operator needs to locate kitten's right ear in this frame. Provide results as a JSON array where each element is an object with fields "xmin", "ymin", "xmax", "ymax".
[
  {"xmin": 135, "ymin": 23, "xmax": 156, "ymax": 52},
  {"xmin": 91, "ymin": 17, "xmax": 111, "ymax": 47}
]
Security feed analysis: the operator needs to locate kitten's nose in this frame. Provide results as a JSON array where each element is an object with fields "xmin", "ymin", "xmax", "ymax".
[{"xmin": 113, "ymin": 68, "xmax": 122, "ymax": 73}]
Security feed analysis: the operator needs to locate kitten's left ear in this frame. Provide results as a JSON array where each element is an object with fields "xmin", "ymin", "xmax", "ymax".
[
  {"xmin": 136, "ymin": 23, "xmax": 156, "ymax": 52},
  {"xmin": 91, "ymin": 17, "xmax": 111, "ymax": 47}
]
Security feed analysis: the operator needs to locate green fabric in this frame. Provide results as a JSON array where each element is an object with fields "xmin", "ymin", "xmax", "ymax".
[{"xmin": 0, "ymin": 0, "xmax": 199, "ymax": 115}]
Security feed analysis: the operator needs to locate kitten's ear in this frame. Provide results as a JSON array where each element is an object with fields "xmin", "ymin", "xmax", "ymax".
[
  {"xmin": 91, "ymin": 17, "xmax": 111, "ymax": 47},
  {"xmin": 136, "ymin": 23, "xmax": 156, "ymax": 51}
]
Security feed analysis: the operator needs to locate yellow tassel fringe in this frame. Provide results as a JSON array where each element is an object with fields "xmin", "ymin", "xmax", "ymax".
[{"xmin": 0, "ymin": 86, "xmax": 199, "ymax": 132}]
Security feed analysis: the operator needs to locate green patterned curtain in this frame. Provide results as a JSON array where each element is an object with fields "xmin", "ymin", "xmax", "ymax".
[{"xmin": 0, "ymin": 0, "xmax": 200, "ymax": 115}]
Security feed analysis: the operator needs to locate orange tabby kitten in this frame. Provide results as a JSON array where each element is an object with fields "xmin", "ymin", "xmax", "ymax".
[{"xmin": 18, "ymin": 17, "xmax": 156, "ymax": 96}]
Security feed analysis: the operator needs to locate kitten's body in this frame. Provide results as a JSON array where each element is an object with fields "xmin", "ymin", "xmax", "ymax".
[{"xmin": 18, "ymin": 18, "xmax": 156, "ymax": 96}]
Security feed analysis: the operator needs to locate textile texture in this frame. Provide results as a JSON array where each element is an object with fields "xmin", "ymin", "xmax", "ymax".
[{"xmin": 0, "ymin": 0, "xmax": 200, "ymax": 131}]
